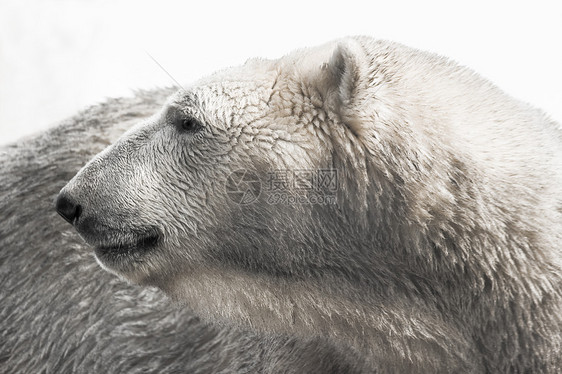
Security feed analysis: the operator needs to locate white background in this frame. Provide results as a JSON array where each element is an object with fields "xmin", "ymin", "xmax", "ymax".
[{"xmin": 1, "ymin": 0, "xmax": 561, "ymax": 145}]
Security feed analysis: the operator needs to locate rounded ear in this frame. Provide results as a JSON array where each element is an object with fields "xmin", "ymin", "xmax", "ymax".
[
  {"xmin": 316, "ymin": 39, "xmax": 370, "ymax": 138},
  {"xmin": 323, "ymin": 39, "xmax": 368, "ymax": 109}
]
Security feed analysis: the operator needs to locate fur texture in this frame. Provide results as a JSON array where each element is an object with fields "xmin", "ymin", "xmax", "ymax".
[
  {"xmin": 0, "ymin": 89, "xmax": 368, "ymax": 373},
  {"xmin": 28, "ymin": 36, "xmax": 562, "ymax": 372}
]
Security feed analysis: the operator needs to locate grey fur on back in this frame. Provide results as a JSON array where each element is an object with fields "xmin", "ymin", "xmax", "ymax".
[{"xmin": 0, "ymin": 89, "xmax": 368, "ymax": 373}]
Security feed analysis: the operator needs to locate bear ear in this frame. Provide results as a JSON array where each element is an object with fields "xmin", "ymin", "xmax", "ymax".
[{"xmin": 322, "ymin": 40, "xmax": 367, "ymax": 109}]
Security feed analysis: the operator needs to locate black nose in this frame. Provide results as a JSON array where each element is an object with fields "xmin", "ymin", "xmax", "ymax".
[{"xmin": 55, "ymin": 193, "xmax": 82, "ymax": 225}]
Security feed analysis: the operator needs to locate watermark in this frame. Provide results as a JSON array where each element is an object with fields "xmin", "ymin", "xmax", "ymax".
[
  {"xmin": 225, "ymin": 169, "xmax": 338, "ymax": 205},
  {"xmin": 225, "ymin": 169, "xmax": 262, "ymax": 204},
  {"xmin": 266, "ymin": 192, "xmax": 337, "ymax": 205}
]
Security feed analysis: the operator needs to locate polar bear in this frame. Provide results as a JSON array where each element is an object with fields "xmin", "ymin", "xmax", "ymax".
[{"xmin": 56, "ymin": 37, "xmax": 562, "ymax": 372}]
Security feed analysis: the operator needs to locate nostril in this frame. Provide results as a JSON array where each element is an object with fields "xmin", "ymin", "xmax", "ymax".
[{"xmin": 55, "ymin": 193, "xmax": 82, "ymax": 225}]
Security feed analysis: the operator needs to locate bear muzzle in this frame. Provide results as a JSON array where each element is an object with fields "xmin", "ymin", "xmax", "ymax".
[{"xmin": 55, "ymin": 190, "xmax": 161, "ymax": 261}]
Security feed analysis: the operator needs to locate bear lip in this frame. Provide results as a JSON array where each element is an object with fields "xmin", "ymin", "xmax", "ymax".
[
  {"xmin": 94, "ymin": 233, "xmax": 160, "ymax": 255},
  {"xmin": 74, "ymin": 216, "xmax": 161, "ymax": 257}
]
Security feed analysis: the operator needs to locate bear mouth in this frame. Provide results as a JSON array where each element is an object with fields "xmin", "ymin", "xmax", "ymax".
[
  {"xmin": 74, "ymin": 217, "xmax": 161, "ymax": 260},
  {"xmin": 90, "ymin": 227, "xmax": 162, "ymax": 273},
  {"xmin": 95, "ymin": 233, "xmax": 160, "ymax": 256}
]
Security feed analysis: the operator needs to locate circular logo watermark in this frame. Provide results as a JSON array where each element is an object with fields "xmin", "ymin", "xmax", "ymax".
[{"xmin": 225, "ymin": 169, "xmax": 261, "ymax": 204}]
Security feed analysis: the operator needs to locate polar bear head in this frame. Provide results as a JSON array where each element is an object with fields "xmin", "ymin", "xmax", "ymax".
[{"xmin": 56, "ymin": 39, "xmax": 389, "ymax": 293}]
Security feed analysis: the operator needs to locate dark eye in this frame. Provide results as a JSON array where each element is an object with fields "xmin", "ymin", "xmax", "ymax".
[{"xmin": 178, "ymin": 117, "xmax": 201, "ymax": 133}]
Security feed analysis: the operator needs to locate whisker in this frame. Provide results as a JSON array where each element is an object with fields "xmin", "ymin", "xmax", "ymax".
[{"xmin": 145, "ymin": 51, "xmax": 186, "ymax": 91}]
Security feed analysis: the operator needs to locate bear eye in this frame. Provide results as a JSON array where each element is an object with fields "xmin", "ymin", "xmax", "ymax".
[{"xmin": 177, "ymin": 117, "xmax": 202, "ymax": 133}]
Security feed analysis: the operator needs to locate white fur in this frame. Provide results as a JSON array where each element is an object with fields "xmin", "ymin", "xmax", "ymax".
[{"xmin": 60, "ymin": 37, "xmax": 562, "ymax": 372}]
